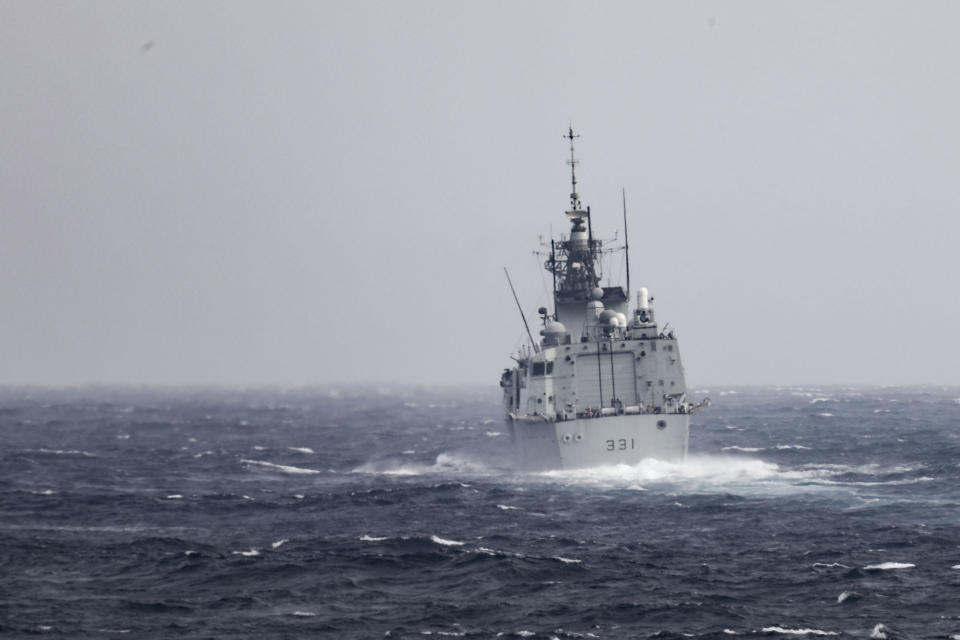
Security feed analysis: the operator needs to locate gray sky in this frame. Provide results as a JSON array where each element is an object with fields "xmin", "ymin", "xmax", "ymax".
[{"xmin": 2, "ymin": 1, "xmax": 958, "ymax": 387}]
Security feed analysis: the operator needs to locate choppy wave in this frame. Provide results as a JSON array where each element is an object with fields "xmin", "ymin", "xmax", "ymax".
[
  {"xmin": 240, "ymin": 459, "xmax": 321, "ymax": 475},
  {"xmin": 762, "ymin": 627, "xmax": 838, "ymax": 636},
  {"xmin": 863, "ymin": 562, "xmax": 914, "ymax": 570},
  {"xmin": 4, "ymin": 385, "xmax": 960, "ymax": 638}
]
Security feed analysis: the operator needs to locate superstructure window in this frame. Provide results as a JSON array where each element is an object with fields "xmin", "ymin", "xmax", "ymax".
[{"xmin": 531, "ymin": 361, "xmax": 554, "ymax": 377}]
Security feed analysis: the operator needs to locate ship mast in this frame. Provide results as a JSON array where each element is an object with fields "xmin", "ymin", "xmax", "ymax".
[{"xmin": 565, "ymin": 125, "xmax": 581, "ymax": 211}]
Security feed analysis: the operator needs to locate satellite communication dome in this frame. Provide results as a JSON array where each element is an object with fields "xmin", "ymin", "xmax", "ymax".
[{"xmin": 591, "ymin": 287, "xmax": 604, "ymax": 300}]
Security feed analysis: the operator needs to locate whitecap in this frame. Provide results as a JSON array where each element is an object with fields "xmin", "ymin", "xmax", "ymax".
[
  {"xmin": 402, "ymin": 450, "xmax": 416, "ymax": 455},
  {"xmin": 515, "ymin": 632, "xmax": 535, "ymax": 638},
  {"xmin": 360, "ymin": 535, "xmax": 388, "ymax": 542},
  {"xmin": 761, "ymin": 626, "xmax": 838, "ymax": 636},
  {"xmin": 33, "ymin": 489, "xmax": 55, "ymax": 496},
  {"xmin": 352, "ymin": 452, "xmax": 489, "ymax": 476},
  {"xmin": 836, "ymin": 591, "xmax": 857, "ymax": 604},
  {"xmin": 253, "ymin": 445, "xmax": 266, "ymax": 451},
  {"xmin": 863, "ymin": 562, "xmax": 914, "ymax": 570},
  {"xmin": 809, "ymin": 398, "xmax": 831, "ymax": 404},
  {"xmin": 271, "ymin": 539, "xmax": 288, "ymax": 549},
  {"xmin": 166, "ymin": 494, "xmax": 183, "ymax": 500},
  {"xmin": 722, "ymin": 446, "xmax": 764, "ymax": 452},
  {"xmin": 870, "ymin": 624, "xmax": 889, "ymax": 639},
  {"xmin": 776, "ymin": 445, "xmax": 811, "ymax": 450},
  {"xmin": 952, "ymin": 564, "xmax": 960, "ymax": 570},
  {"xmin": 241, "ymin": 459, "xmax": 320, "ymax": 475},
  {"xmin": 288, "ymin": 447, "xmax": 314, "ymax": 454},
  {"xmin": 290, "ymin": 611, "xmax": 316, "ymax": 617},
  {"xmin": 116, "ymin": 434, "xmax": 131, "ymax": 440},
  {"xmin": 816, "ymin": 413, "xmax": 834, "ymax": 417},
  {"xmin": 485, "ymin": 431, "xmax": 503, "ymax": 437},
  {"xmin": 723, "ymin": 631, "xmax": 737, "ymax": 636},
  {"xmin": 35, "ymin": 448, "xmax": 96, "ymax": 457},
  {"xmin": 232, "ymin": 549, "xmax": 260, "ymax": 557},
  {"xmin": 812, "ymin": 562, "xmax": 850, "ymax": 569},
  {"xmin": 430, "ymin": 535, "xmax": 465, "ymax": 547},
  {"xmin": 553, "ymin": 556, "xmax": 582, "ymax": 564},
  {"xmin": 496, "ymin": 504, "xmax": 520, "ymax": 510},
  {"xmin": 293, "ymin": 494, "xmax": 305, "ymax": 499},
  {"xmin": 538, "ymin": 455, "xmax": 781, "ymax": 488}
]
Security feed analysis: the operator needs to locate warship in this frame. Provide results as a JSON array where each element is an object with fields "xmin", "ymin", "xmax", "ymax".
[{"xmin": 500, "ymin": 128, "xmax": 708, "ymax": 471}]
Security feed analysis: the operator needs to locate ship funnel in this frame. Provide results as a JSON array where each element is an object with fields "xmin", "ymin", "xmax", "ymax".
[{"xmin": 638, "ymin": 287, "xmax": 650, "ymax": 310}]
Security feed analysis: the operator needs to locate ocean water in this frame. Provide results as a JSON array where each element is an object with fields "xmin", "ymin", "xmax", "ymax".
[{"xmin": 1, "ymin": 386, "xmax": 959, "ymax": 639}]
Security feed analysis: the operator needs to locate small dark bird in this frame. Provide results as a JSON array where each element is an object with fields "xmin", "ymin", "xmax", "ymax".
[{"xmin": 140, "ymin": 40, "xmax": 155, "ymax": 53}]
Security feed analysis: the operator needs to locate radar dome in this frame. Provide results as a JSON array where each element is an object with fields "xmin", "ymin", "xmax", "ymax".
[
  {"xmin": 591, "ymin": 287, "xmax": 604, "ymax": 300},
  {"xmin": 544, "ymin": 321, "xmax": 567, "ymax": 335}
]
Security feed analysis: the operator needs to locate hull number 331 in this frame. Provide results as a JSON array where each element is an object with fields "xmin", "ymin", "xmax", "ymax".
[{"xmin": 606, "ymin": 438, "xmax": 635, "ymax": 451}]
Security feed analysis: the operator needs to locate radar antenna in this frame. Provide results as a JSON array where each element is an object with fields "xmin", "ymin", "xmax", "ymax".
[{"xmin": 564, "ymin": 125, "xmax": 581, "ymax": 210}]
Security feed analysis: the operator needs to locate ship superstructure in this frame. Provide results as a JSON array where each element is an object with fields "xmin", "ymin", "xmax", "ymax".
[{"xmin": 500, "ymin": 128, "xmax": 707, "ymax": 470}]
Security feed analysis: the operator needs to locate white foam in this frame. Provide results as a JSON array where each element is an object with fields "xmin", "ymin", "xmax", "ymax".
[
  {"xmin": 515, "ymin": 632, "xmax": 535, "ymax": 638},
  {"xmin": 402, "ymin": 450, "xmax": 416, "ymax": 455},
  {"xmin": 870, "ymin": 624, "xmax": 889, "ymax": 639},
  {"xmin": 33, "ymin": 489, "xmax": 55, "ymax": 495},
  {"xmin": 537, "ymin": 455, "xmax": 782, "ymax": 489},
  {"xmin": 762, "ymin": 627, "xmax": 837, "ymax": 636},
  {"xmin": 816, "ymin": 413, "xmax": 834, "ymax": 417},
  {"xmin": 290, "ymin": 611, "xmax": 316, "ymax": 617},
  {"xmin": 952, "ymin": 564, "xmax": 960, "ymax": 569},
  {"xmin": 430, "ymin": 535, "xmax": 465, "ymax": 547},
  {"xmin": 288, "ymin": 447, "xmax": 314, "ymax": 454},
  {"xmin": 722, "ymin": 446, "xmax": 764, "ymax": 452},
  {"xmin": 116, "ymin": 434, "xmax": 131, "ymax": 440},
  {"xmin": 863, "ymin": 562, "xmax": 914, "ymax": 570},
  {"xmin": 496, "ymin": 504, "xmax": 520, "ymax": 510},
  {"xmin": 35, "ymin": 448, "xmax": 95, "ymax": 457},
  {"xmin": 776, "ymin": 445, "xmax": 811, "ymax": 450},
  {"xmin": 166, "ymin": 494, "xmax": 183, "ymax": 500},
  {"xmin": 232, "ymin": 549, "xmax": 260, "ymax": 557},
  {"xmin": 360, "ymin": 535, "xmax": 388, "ymax": 542},
  {"xmin": 809, "ymin": 398, "xmax": 831, "ymax": 404},
  {"xmin": 553, "ymin": 556, "xmax": 582, "ymax": 564},
  {"xmin": 723, "ymin": 631, "xmax": 737, "ymax": 636},
  {"xmin": 485, "ymin": 431, "xmax": 503, "ymax": 437},
  {"xmin": 836, "ymin": 591, "xmax": 855, "ymax": 603},
  {"xmin": 812, "ymin": 562, "xmax": 850, "ymax": 569},
  {"xmin": 271, "ymin": 539, "xmax": 288, "ymax": 549},
  {"xmin": 241, "ymin": 459, "xmax": 320, "ymax": 475},
  {"xmin": 253, "ymin": 445, "xmax": 266, "ymax": 451},
  {"xmin": 352, "ymin": 452, "xmax": 490, "ymax": 476},
  {"xmin": 293, "ymin": 494, "xmax": 305, "ymax": 499}
]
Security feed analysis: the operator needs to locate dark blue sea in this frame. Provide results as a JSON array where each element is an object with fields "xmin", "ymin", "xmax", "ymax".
[{"xmin": 2, "ymin": 385, "xmax": 960, "ymax": 639}]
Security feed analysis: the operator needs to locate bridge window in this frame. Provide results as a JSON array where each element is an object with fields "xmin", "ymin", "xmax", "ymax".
[{"xmin": 531, "ymin": 362, "xmax": 554, "ymax": 377}]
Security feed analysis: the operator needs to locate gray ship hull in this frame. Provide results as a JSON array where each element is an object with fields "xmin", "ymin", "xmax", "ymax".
[{"xmin": 507, "ymin": 413, "xmax": 689, "ymax": 471}]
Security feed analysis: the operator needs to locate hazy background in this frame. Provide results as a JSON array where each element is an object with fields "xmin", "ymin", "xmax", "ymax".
[{"xmin": 2, "ymin": 1, "xmax": 958, "ymax": 387}]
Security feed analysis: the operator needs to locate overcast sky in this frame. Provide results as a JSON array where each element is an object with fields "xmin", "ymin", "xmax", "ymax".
[{"xmin": 2, "ymin": 1, "xmax": 958, "ymax": 387}]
